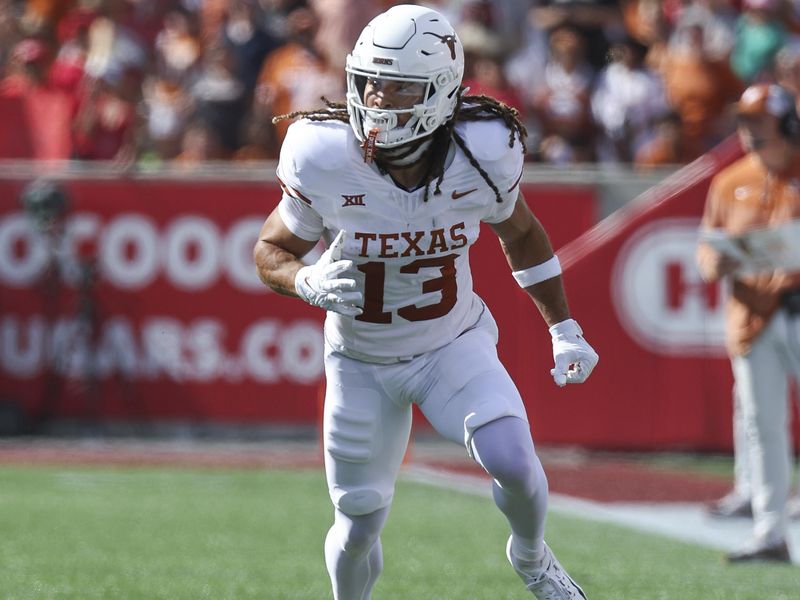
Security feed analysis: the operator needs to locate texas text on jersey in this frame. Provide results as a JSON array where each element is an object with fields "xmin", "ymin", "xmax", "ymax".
[{"xmin": 276, "ymin": 116, "xmax": 524, "ymax": 362}]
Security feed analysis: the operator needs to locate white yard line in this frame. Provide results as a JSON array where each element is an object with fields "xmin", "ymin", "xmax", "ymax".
[{"xmin": 402, "ymin": 464, "xmax": 800, "ymax": 564}]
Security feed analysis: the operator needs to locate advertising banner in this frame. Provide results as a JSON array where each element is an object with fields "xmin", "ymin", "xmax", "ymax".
[
  {"xmin": 0, "ymin": 175, "xmax": 595, "ymax": 431},
  {"xmin": 519, "ymin": 137, "xmax": 799, "ymax": 451}
]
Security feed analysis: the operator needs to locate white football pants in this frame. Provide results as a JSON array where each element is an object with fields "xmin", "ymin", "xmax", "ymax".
[
  {"xmin": 322, "ymin": 312, "xmax": 547, "ymax": 600},
  {"xmin": 730, "ymin": 383, "xmax": 800, "ymax": 504},
  {"xmin": 731, "ymin": 308, "xmax": 800, "ymax": 546}
]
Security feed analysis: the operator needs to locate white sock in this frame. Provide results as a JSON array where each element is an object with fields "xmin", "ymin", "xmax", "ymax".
[
  {"xmin": 470, "ymin": 417, "xmax": 548, "ymax": 566},
  {"xmin": 324, "ymin": 507, "xmax": 389, "ymax": 600},
  {"xmin": 511, "ymin": 535, "xmax": 546, "ymax": 568}
]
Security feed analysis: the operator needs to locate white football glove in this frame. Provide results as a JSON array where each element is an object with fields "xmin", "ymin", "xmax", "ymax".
[
  {"xmin": 295, "ymin": 230, "xmax": 363, "ymax": 316},
  {"xmin": 549, "ymin": 318, "xmax": 598, "ymax": 387}
]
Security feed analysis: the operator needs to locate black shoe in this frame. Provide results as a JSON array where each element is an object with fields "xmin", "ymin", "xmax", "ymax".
[
  {"xmin": 725, "ymin": 541, "xmax": 791, "ymax": 564},
  {"xmin": 706, "ymin": 493, "xmax": 752, "ymax": 518}
]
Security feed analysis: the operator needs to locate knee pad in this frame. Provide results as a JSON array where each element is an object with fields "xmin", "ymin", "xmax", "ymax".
[{"xmin": 332, "ymin": 488, "xmax": 387, "ymax": 516}]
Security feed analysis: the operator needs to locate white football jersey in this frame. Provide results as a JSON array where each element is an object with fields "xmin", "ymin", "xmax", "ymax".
[{"xmin": 276, "ymin": 117, "xmax": 524, "ymax": 362}]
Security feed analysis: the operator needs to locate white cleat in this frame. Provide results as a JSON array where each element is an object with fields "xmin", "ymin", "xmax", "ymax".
[{"xmin": 506, "ymin": 536, "xmax": 588, "ymax": 599}]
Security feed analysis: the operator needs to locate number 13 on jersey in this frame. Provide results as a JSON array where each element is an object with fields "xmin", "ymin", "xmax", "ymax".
[{"xmin": 356, "ymin": 254, "xmax": 458, "ymax": 324}]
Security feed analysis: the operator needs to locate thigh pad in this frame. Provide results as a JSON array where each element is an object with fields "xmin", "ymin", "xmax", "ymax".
[{"xmin": 326, "ymin": 400, "xmax": 376, "ymax": 464}]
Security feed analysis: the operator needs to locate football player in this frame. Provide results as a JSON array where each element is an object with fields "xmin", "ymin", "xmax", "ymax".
[{"xmin": 253, "ymin": 5, "xmax": 598, "ymax": 598}]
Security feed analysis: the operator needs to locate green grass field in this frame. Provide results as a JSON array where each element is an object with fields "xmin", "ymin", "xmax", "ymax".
[{"xmin": 0, "ymin": 466, "xmax": 798, "ymax": 599}]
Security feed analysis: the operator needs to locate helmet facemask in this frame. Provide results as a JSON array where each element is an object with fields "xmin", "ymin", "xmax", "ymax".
[
  {"xmin": 346, "ymin": 69, "xmax": 459, "ymax": 148},
  {"xmin": 344, "ymin": 5, "xmax": 465, "ymax": 155}
]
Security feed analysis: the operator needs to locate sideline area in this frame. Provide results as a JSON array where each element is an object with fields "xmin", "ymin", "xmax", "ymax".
[
  {"xmin": 404, "ymin": 464, "xmax": 800, "ymax": 565},
  {"xmin": 2, "ymin": 436, "xmax": 798, "ymax": 564}
]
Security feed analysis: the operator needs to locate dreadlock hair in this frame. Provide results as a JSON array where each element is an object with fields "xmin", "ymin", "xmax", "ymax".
[{"xmin": 272, "ymin": 90, "xmax": 527, "ymax": 203}]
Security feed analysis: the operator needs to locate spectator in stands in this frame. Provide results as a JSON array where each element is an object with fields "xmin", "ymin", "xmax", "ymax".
[
  {"xmin": 669, "ymin": 0, "xmax": 737, "ymax": 62},
  {"xmin": 459, "ymin": 18, "xmax": 525, "ymax": 118},
  {"xmin": 456, "ymin": 0, "xmax": 531, "ymax": 60},
  {"xmin": 662, "ymin": 0, "xmax": 692, "ymax": 26},
  {"xmin": 232, "ymin": 109, "xmax": 277, "ymax": 161},
  {"xmin": 504, "ymin": 4, "xmax": 570, "ymax": 153},
  {"xmin": 22, "ymin": 0, "xmax": 800, "ymax": 168},
  {"xmin": 730, "ymin": 0, "xmax": 787, "ymax": 83},
  {"xmin": 190, "ymin": 43, "xmax": 246, "ymax": 155},
  {"xmin": 696, "ymin": 83, "xmax": 800, "ymax": 563},
  {"xmin": 255, "ymin": 0, "xmax": 308, "ymax": 43},
  {"xmin": 462, "ymin": 52, "xmax": 525, "ymax": 119},
  {"xmin": 504, "ymin": 4, "xmax": 549, "ymax": 114},
  {"xmin": 49, "ymin": 7, "xmax": 94, "ymax": 100},
  {"xmin": 309, "ymin": 0, "xmax": 379, "ymax": 71},
  {"xmin": 71, "ymin": 65, "xmax": 142, "ymax": 163},
  {"xmin": 528, "ymin": 24, "xmax": 596, "ymax": 164},
  {"xmin": 0, "ymin": 37, "xmax": 52, "ymax": 95},
  {"xmin": 197, "ymin": 0, "xmax": 230, "ymax": 45},
  {"xmin": 153, "ymin": 7, "xmax": 202, "ymax": 82},
  {"xmin": 254, "ymin": 3, "xmax": 341, "ymax": 145},
  {"xmin": 621, "ymin": 0, "xmax": 669, "ymax": 49},
  {"xmin": 222, "ymin": 0, "xmax": 279, "ymax": 99},
  {"xmin": 1, "ymin": 37, "xmax": 73, "ymax": 160},
  {"xmin": 174, "ymin": 116, "xmax": 225, "ymax": 167},
  {"xmin": 633, "ymin": 110, "xmax": 692, "ymax": 168},
  {"xmin": 591, "ymin": 36, "xmax": 668, "ymax": 162},
  {"xmin": 776, "ymin": 40, "xmax": 800, "ymax": 99},
  {"xmin": 118, "ymin": 0, "xmax": 173, "ymax": 49},
  {"xmin": 531, "ymin": 0, "xmax": 624, "ymax": 71},
  {"xmin": 20, "ymin": 0, "xmax": 75, "ymax": 34},
  {"xmin": 83, "ymin": 6, "xmax": 147, "ymax": 88},
  {"xmin": 659, "ymin": 15, "xmax": 743, "ymax": 157},
  {"xmin": 0, "ymin": 0, "xmax": 21, "ymax": 68},
  {"xmin": 142, "ymin": 73, "xmax": 192, "ymax": 161},
  {"xmin": 791, "ymin": 0, "xmax": 800, "ymax": 34}
]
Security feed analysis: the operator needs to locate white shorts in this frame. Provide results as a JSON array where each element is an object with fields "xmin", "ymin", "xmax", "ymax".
[{"xmin": 322, "ymin": 310, "xmax": 529, "ymax": 516}]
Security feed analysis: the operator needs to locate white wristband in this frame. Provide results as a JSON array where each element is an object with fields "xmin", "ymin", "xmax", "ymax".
[{"xmin": 512, "ymin": 255, "xmax": 562, "ymax": 288}]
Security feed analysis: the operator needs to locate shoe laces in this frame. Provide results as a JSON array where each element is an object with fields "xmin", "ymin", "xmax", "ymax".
[{"xmin": 527, "ymin": 564, "xmax": 577, "ymax": 599}]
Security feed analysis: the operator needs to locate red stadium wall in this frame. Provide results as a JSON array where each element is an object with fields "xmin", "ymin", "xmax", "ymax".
[
  {"xmin": 0, "ymin": 178, "xmax": 324, "ymax": 425},
  {"xmin": 0, "ymin": 175, "xmax": 593, "ymax": 431},
  {"xmin": 523, "ymin": 137, "xmax": 799, "ymax": 451},
  {"xmin": 2, "ymin": 155, "xmax": 794, "ymax": 450}
]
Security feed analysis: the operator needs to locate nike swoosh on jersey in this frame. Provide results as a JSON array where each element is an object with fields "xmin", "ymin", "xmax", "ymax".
[{"xmin": 451, "ymin": 188, "xmax": 477, "ymax": 199}]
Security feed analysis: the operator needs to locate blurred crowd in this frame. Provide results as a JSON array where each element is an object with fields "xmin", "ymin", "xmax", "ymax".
[{"xmin": 3, "ymin": 0, "xmax": 800, "ymax": 169}]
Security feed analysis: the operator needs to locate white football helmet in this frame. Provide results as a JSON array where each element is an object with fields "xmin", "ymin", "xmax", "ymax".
[{"xmin": 345, "ymin": 4, "xmax": 465, "ymax": 148}]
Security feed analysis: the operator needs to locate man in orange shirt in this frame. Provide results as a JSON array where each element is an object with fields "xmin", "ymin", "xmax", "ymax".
[
  {"xmin": 697, "ymin": 83, "xmax": 800, "ymax": 563},
  {"xmin": 659, "ymin": 18, "xmax": 742, "ymax": 158},
  {"xmin": 706, "ymin": 42, "xmax": 800, "ymax": 527}
]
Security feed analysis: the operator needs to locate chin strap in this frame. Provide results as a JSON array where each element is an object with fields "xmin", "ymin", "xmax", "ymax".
[
  {"xmin": 362, "ymin": 128, "xmax": 379, "ymax": 163},
  {"xmin": 380, "ymin": 136, "xmax": 434, "ymax": 167}
]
